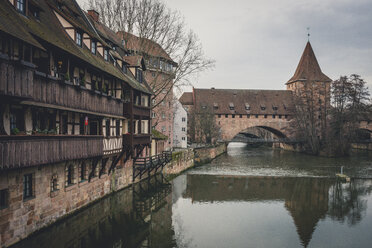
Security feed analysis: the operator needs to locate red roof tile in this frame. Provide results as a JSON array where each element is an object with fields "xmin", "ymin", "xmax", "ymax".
[{"xmin": 288, "ymin": 42, "xmax": 332, "ymax": 84}]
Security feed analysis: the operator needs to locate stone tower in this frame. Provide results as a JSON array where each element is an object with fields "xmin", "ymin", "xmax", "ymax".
[
  {"xmin": 286, "ymin": 42, "xmax": 332, "ymax": 141},
  {"xmin": 286, "ymin": 41, "xmax": 332, "ymax": 104}
]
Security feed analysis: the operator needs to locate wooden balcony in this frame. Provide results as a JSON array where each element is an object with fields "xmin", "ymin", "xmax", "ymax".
[
  {"xmin": 103, "ymin": 136, "xmax": 123, "ymax": 155},
  {"xmin": 0, "ymin": 59, "xmax": 123, "ymax": 117},
  {"xmin": 123, "ymin": 133, "xmax": 151, "ymax": 148},
  {"xmin": 123, "ymin": 102, "xmax": 150, "ymax": 117},
  {"xmin": 0, "ymin": 135, "xmax": 103, "ymax": 170}
]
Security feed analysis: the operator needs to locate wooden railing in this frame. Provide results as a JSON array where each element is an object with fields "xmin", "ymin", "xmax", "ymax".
[
  {"xmin": 0, "ymin": 58, "xmax": 35, "ymax": 98},
  {"xmin": 0, "ymin": 59, "xmax": 123, "ymax": 117},
  {"xmin": 133, "ymin": 151, "xmax": 172, "ymax": 181},
  {"xmin": 123, "ymin": 102, "xmax": 151, "ymax": 117},
  {"xmin": 103, "ymin": 136, "xmax": 123, "ymax": 155},
  {"xmin": 0, "ymin": 135, "xmax": 103, "ymax": 169},
  {"xmin": 32, "ymin": 74, "xmax": 123, "ymax": 117}
]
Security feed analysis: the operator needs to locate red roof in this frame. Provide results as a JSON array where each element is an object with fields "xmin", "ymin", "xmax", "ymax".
[
  {"xmin": 117, "ymin": 31, "xmax": 175, "ymax": 63},
  {"xmin": 287, "ymin": 42, "xmax": 332, "ymax": 84}
]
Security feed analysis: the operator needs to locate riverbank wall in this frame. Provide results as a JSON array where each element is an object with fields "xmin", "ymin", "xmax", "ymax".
[
  {"xmin": 193, "ymin": 143, "xmax": 228, "ymax": 166},
  {"xmin": 352, "ymin": 143, "xmax": 372, "ymax": 151},
  {"xmin": 1, "ymin": 143, "xmax": 226, "ymax": 247}
]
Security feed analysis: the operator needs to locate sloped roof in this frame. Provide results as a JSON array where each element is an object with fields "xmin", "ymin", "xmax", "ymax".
[
  {"xmin": 124, "ymin": 55, "xmax": 145, "ymax": 68},
  {"xmin": 0, "ymin": 1, "xmax": 45, "ymax": 50},
  {"xmin": 87, "ymin": 13, "xmax": 123, "ymax": 48},
  {"xmin": 181, "ymin": 88, "xmax": 293, "ymax": 115},
  {"xmin": 288, "ymin": 42, "xmax": 332, "ymax": 84},
  {"xmin": 2, "ymin": 0, "xmax": 150, "ymax": 94},
  {"xmin": 117, "ymin": 31, "xmax": 175, "ymax": 64},
  {"xmin": 179, "ymin": 92, "xmax": 193, "ymax": 105}
]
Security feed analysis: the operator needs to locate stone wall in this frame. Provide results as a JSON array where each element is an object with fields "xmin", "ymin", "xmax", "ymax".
[
  {"xmin": 0, "ymin": 157, "xmax": 135, "ymax": 248},
  {"xmin": 194, "ymin": 143, "xmax": 227, "ymax": 166},
  {"xmin": 163, "ymin": 148, "xmax": 194, "ymax": 175}
]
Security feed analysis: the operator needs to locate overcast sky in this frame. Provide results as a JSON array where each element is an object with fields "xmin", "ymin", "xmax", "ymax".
[{"xmin": 78, "ymin": 0, "xmax": 372, "ymax": 92}]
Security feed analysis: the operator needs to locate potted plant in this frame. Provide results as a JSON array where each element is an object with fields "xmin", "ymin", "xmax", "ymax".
[
  {"xmin": 80, "ymin": 76, "xmax": 86, "ymax": 88},
  {"xmin": 11, "ymin": 127, "xmax": 20, "ymax": 135}
]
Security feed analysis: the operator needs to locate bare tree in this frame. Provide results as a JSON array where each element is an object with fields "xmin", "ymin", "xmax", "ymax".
[
  {"xmin": 327, "ymin": 74, "xmax": 371, "ymax": 155},
  {"xmin": 86, "ymin": 0, "xmax": 215, "ymax": 107},
  {"xmin": 187, "ymin": 106, "xmax": 219, "ymax": 145}
]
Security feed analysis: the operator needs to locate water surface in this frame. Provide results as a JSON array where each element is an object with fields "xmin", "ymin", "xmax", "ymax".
[{"xmin": 12, "ymin": 144, "xmax": 372, "ymax": 248}]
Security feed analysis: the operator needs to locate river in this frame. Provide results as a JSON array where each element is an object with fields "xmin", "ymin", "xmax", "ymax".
[{"xmin": 11, "ymin": 143, "xmax": 372, "ymax": 248}]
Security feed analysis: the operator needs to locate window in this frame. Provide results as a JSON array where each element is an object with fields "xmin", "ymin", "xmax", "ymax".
[
  {"xmin": 51, "ymin": 175, "xmax": 58, "ymax": 192},
  {"xmin": 182, "ymin": 137, "xmax": 186, "ymax": 141},
  {"xmin": 264, "ymin": 114, "xmax": 267, "ymax": 118},
  {"xmin": 80, "ymin": 162, "xmax": 87, "ymax": 182},
  {"xmin": 105, "ymin": 119, "xmax": 110, "ymax": 137},
  {"xmin": 232, "ymin": 114, "xmax": 235, "ymax": 118},
  {"xmin": 182, "ymin": 117, "xmax": 186, "ymax": 122},
  {"xmin": 240, "ymin": 115, "xmax": 242, "ymax": 118},
  {"xmin": 122, "ymin": 64, "xmax": 127, "ymax": 73},
  {"xmin": 136, "ymin": 69, "xmax": 143, "ymax": 83},
  {"xmin": 247, "ymin": 114, "xmax": 250, "ymax": 118},
  {"xmin": 168, "ymin": 114, "xmax": 171, "ymax": 120},
  {"xmin": 279, "ymin": 115, "xmax": 282, "ymax": 119},
  {"xmin": 76, "ymin": 31, "xmax": 82, "ymax": 47},
  {"xmin": 104, "ymin": 48, "xmax": 109, "ymax": 61},
  {"xmin": 272, "ymin": 106, "xmax": 278, "ymax": 111},
  {"xmin": 255, "ymin": 114, "xmax": 259, "ymax": 118},
  {"xmin": 218, "ymin": 114, "xmax": 221, "ymax": 118},
  {"xmin": 285, "ymin": 115, "xmax": 288, "ymax": 119},
  {"xmin": 16, "ymin": 0, "xmax": 25, "ymax": 14},
  {"xmin": 116, "ymin": 120, "xmax": 121, "ymax": 136},
  {"xmin": 225, "ymin": 114, "xmax": 228, "ymax": 118},
  {"xmin": 66, "ymin": 165, "xmax": 75, "ymax": 186},
  {"xmin": 152, "ymin": 72, "xmax": 155, "ymax": 77},
  {"xmin": 10, "ymin": 106, "xmax": 24, "ymax": 134},
  {"xmin": 261, "ymin": 106, "xmax": 266, "ymax": 111},
  {"xmin": 182, "ymin": 127, "xmax": 186, "ymax": 132},
  {"xmin": 0, "ymin": 189, "xmax": 9, "ymax": 209},
  {"xmin": 162, "ymin": 113, "xmax": 166, "ymax": 119},
  {"xmin": 229, "ymin": 103, "xmax": 234, "ymax": 110},
  {"xmin": 152, "ymin": 112, "xmax": 156, "ymax": 118},
  {"xmin": 161, "ymin": 126, "xmax": 166, "ymax": 132},
  {"xmin": 23, "ymin": 174, "xmax": 34, "ymax": 200},
  {"xmin": 272, "ymin": 115, "xmax": 276, "ymax": 119},
  {"xmin": 91, "ymin": 40, "xmax": 96, "ymax": 54}
]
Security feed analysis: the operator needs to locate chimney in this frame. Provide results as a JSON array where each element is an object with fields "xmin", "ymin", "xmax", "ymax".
[{"xmin": 87, "ymin": 9, "xmax": 99, "ymax": 22}]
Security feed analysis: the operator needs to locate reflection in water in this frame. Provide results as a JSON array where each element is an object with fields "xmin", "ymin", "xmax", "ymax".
[
  {"xmin": 10, "ymin": 145, "xmax": 372, "ymax": 248},
  {"xmin": 181, "ymin": 174, "xmax": 372, "ymax": 248},
  {"xmin": 11, "ymin": 174, "xmax": 174, "ymax": 248}
]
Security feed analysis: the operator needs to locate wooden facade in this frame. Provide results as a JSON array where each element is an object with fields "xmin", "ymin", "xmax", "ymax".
[{"xmin": 0, "ymin": 135, "xmax": 103, "ymax": 169}]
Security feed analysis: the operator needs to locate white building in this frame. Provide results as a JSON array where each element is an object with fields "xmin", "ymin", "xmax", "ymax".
[{"xmin": 173, "ymin": 99, "xmax": 188, "ymax": 148}]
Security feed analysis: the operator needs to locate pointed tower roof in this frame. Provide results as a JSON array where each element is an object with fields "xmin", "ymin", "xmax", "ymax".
[{"xmin": 287, "ymin": 42, "xmax": 332, "ymax": 84}]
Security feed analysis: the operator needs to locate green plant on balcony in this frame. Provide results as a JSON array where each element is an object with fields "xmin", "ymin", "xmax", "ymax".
[
  {"xmin": 11, "ymin": 127, "xmax": 20, "ymax": 135},
  {"xmin": 102, "ymin": 83, "xmax": 107, "ymax": 94},
  {"xmin": 64, "ymin": 72, "xmax": 70, "ymax": 82},
  {"xmin": 80, "ymin": 76, "xmax": 86, "ymax": 87},
  {"xmin": 48, "ymin": 129, "xmax": 57, "ymax": 134}
]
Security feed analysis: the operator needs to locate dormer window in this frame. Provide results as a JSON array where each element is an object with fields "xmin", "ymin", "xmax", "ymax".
[
  {"xmin": 260, "ymin": 105, "xmax": 266, "ymax": 111},
  {"xmin": 76, "ymin": 31, "xmax": 82, "ymax": 47},
  {"xmin": 104, "ymin": 48, "xmax": 109, "ymax": 61},
  {"xmin": 229, "ymin": 103, "xmax": 234, "ymax": 110},
  {"xmin": 91, "ymin": 40, "xmax": 96, "ymax": 54},
  {"xmin": 136, "ymin": 68, "xmax": 143, "ymax": 83},
  {"xmin": 245, "ymin": 103, "xmax": 250, "ymax": 111},
  {"xmin": 213, "ymin": 103, "xmax": 218, "ymax": 110},
  {"xmin": 16, "ymin": 0, "xmax": 25, "ymax": 14},
  {"xmin": 272, "ymin": 105, "xmax": 278, "ymax": 111},
  {"xmin": 122, "ymin": 64, "xmax": 127, "ymax": 73}
]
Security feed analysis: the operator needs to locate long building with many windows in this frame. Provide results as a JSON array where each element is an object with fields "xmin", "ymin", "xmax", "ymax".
[{"xmin": 0, "ymin": 0, "xmax": 156, "ymax": 246}]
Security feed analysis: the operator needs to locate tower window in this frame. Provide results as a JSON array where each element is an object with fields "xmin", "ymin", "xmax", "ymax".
[{"xmin": 104, "ymin": 48, "xmax": 109, "ymax": 61}]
